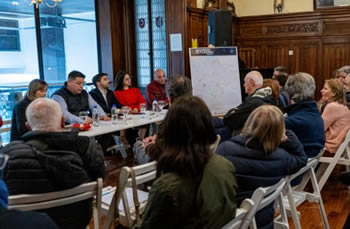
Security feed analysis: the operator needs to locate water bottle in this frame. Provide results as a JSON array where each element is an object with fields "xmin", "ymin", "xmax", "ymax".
[
  {"xmin": 111, "ymin": 104, "xmax": 118, "ymax": 125},
  {"xmin": 92, "ymin": 106, "xmax": 99, "ymax": 127},
  {"xmin": 152, "ymin": 99, "xmax": 159, "ymax": 112}
]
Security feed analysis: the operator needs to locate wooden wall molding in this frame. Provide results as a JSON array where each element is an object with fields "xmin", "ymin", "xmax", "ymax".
[{"xmin": 266, "ymin": 22, "xmax": 320, "ymax": 34}]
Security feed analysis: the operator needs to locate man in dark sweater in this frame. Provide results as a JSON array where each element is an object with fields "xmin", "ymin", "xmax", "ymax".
[
  {"xmin": 89, "ymin": 73, "xmax": 123, "ymax": 114},
  {"xmin": 145, "ymin": 69, "xmax": 168, "ymax": 109},
  {"xmin": 52, "ymin": 70, "xmax": 110, "ymax": 124},
  {"xmin": 1, "ymin": 98, "xmax": 105, "ymax": 228}
]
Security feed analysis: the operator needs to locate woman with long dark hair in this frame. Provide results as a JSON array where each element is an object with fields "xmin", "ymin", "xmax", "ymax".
[
  {"xmin": 141, "ymin": 96, "xmax": 237, "ymax": 229},
  {"xmin": 10, "ymin": 79, "xmax": 48, "ymax": 141},
  {"xmin": 114, "ymin": 71, "xmax": 147, "ymax": 145},
  {"xmin": 114, "ymin": 71, "xmax": 145, "ymax": 113}
]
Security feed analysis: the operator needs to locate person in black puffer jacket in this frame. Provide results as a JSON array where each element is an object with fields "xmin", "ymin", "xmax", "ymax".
[
  {"xmin": 217, "ymin": 105, "xmax": 307, "ymax": 229},
  {"xmin": 0, "ymin": 98, "xmax": 105, "ymax": 229}
]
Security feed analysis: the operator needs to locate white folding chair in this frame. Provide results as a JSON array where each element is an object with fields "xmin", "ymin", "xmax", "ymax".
[
  {"xmin": 8, "ymin": 178, "xmax": 103, "ymax": 229},
  {"xmin": 222, "ymin": 198, "xmax": 257, "ymax": 229},
  {"xmin": 102, "ymin": 161, "xmax": 157, "ymax": 229},
  {"xmin": 281, "ymin": 154, "xmax": 330, "ymax": 229},
  {"xmin": 252, "ymin": 178, "xmax": 289, "ymax": 229},
  {"xmin": 317, "ymin": 129, "xmax": 350, "ymax": 191}
]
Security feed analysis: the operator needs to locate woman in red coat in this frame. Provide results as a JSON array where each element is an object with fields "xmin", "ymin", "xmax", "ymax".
[
  {"xmin": 114, "ymin": 71, "xmax": 145, "ymax": 113},
  {"xmin": 114, "ymin": 71, "xmax": 147, "ymax": 146}
]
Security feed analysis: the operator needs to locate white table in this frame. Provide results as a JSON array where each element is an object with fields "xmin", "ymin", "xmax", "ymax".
[{"xmin": 79, "ymin": 110, "xmax": 167, "ymax": 137}]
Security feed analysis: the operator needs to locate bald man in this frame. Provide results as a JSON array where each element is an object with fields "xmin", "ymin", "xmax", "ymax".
[
  {"xmin": 1, "ymin": 98, "xmax": 104, "ymax": 228},
  {"xmin": 145, "ymin": 69, "xmax": 169, "ymax": 108},
  {"xmin": 215, "ymin": 71, "xmax": 274, "ymax": 141}
]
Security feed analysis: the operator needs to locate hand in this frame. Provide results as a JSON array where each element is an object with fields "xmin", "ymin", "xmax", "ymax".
[
  {"xmin": 281, "ymin": 132, "xmax": 288, "ymax": 143},
  {"xmin": 142, "ymin": 135, "xmax": 157, "ymax": 148},
  {"xmin": 85, "ymin": 117, "xmax": 93, "ymax": 124},
  {"xmin": 132, "ymin": 108, "xmax": 139, "ymax": 114},
  {"xmin": 100, "ymin": 115, "xmax": 111, "ymax": 121}
]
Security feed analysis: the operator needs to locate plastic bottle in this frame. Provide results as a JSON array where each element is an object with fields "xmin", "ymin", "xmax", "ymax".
[
  {"xmin": 92, "ymin": 106, "xmax": 99, "ymax": 127},
  {"xmin": 152, "ymin": 99, "xmax": 159, "ymax": 112},
  {"xmin": 111, "ymin": 104, "xmax": 118, "ymax": 125}
]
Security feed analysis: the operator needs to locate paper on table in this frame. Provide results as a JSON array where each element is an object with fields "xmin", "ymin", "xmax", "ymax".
[{"xmin": 102, "ymin": 187, "xmax": 149, "ymax": 211}]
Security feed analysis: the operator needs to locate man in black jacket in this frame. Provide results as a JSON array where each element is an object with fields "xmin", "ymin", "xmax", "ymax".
[
  {"xmin": 89, "ymin": 73, "xmax": 123, "ymax": 114},
  {"xmin": 215, "ymin": 71, "xmax": 274, "ymax": 141},
  {"xmin": 0, "ymin": 98, "xmax": 105, "ymax": 229}
]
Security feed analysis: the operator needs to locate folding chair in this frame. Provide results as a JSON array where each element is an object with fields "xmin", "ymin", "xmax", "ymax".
[
  {"xmin": 222, "ymin": 198, "xmax": 257, "ymax": 229},
  {"xmin": 282, "ymin": 155, "xmax": 330, "ymax": 229},
  {"xmin": 8, "ymin": 178, "xmax": 103, "ymax": 229},
  {"xmin": 102, "ymin": 161, "xmax": 157, "ymax": 229},
  {"xmin": 252, "ymin": 178, "xmax": 289, "ymax": 229},
  {"xmin": 317, "ymin": 129, "xmax": 350, "ymax": 191},
  {"xmin": 222, "ymin": 179, "xmax": 284, "ymax": 229},
  {"xmin": 224, "ymin": 178, "xmax": 288, "ymax": 229}
]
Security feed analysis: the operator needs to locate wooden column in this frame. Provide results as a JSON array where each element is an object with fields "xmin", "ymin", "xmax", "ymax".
[
  {"xmin": 166, "ymin": 0, "xmax": 188, "ymax": 77},
  {"xmin": 96, "ymin": 0, "xmax": 113, "ymax": 80},
  {"xmin": 110, "ymin": 0, "xmax": 137, "ymax": 86}
]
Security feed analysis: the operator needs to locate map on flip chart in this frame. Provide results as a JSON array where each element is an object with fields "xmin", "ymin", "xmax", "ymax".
[{"xmin": 189, "ymin": 47, "xmax": 242, "ymax": 115}]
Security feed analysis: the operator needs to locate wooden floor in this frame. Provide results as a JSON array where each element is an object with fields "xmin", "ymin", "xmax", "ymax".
[{"xmin": 101, "ymin": 153, "xmax": 350, "ymax": 229}]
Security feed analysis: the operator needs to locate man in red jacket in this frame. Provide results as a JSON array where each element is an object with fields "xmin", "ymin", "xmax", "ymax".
[{"xmin": 145, "ymin": 69, "xmax": 168, "ymax": 108}]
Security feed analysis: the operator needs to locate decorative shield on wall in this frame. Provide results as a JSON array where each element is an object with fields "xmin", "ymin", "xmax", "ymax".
[
  {"xmin": 138, "ymin": 18, "xmax": 145, "ymax": 29},
  {"xmin": 156, "ymin": 16, "xmax": 163, "ymax": 28}
]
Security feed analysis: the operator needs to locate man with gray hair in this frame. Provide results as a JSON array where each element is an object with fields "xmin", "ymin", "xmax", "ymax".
[
  {"xmin": 0, "ymin": 98, "xmax": 105, "ymax": 228},
  {"xmin": 133, "ymin": 75, "xmax": 192, "ymax": 164},
  {"xmin": 284, "ymin": 72, "xmax": 325, "ymax": 158},
  {"xmin": 217, "ymin": 71, "xmax": 274, "ymax": 140},
  {"xmin": 337, "ymin": 65, "xmax": 350, "ymax": 107}
]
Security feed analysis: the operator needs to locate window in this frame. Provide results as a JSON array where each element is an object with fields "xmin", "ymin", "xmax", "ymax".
[
  {"xmin": 0, "ymin": 0, "xmax": 100, "ymax": 144},
  {"xmin": 0, "ymin": 19, "xmax": 21, "ymax": 51},
  {"xmin": 39, "ymin": 2, "xmax": 98, "ymax": 83},
  {"xmin": 134, "ymin": 0, "xmax": 167, "ymax": 92}
]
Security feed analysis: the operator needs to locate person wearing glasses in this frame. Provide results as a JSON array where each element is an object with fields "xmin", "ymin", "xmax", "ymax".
[{"xmin": 0, "ymin": 154, "xmax": 59, "ymax": 228}]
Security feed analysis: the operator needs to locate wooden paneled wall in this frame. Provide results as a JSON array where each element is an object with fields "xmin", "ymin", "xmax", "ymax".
[
  {"xmin": 238, "ymin": 8, "xmax": 350, "ymax": 97},
  {"xmin": 187, "ymin": 7, "xmax": 350, "ymax": 98}
]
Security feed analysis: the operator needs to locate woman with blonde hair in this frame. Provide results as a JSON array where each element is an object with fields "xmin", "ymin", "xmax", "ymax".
[
  {"xmin": 320, "ymin": 78, "xmax": 350, "ymax": 153},
  {"xmin": 217, "ymin": 105, "xmax": 307, "ymax": 229},
  {"xmin": 10, "ymin": 79, "xmax": 48, "ymax": 141}
]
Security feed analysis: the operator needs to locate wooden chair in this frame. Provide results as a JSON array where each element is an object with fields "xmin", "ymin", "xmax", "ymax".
[
  {"xmin": 8, "ymin": 178, "xmax": 103, "ymax": 229},
  {"xmin": 102, "ymin": 161, "xmax": 157, "ymax": 229},
  {"xmin": 317, "ymin": 129, "xmax": 350, "ymax": 191},
  {"xmin": 281, "ymin": 153, "xmax": 330, "ymax": 229}
]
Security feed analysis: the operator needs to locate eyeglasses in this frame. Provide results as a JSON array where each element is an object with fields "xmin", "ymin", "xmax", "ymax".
[{"xmin": 0, "ymin": 155, "xmax": 8, "ymax": 170}]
